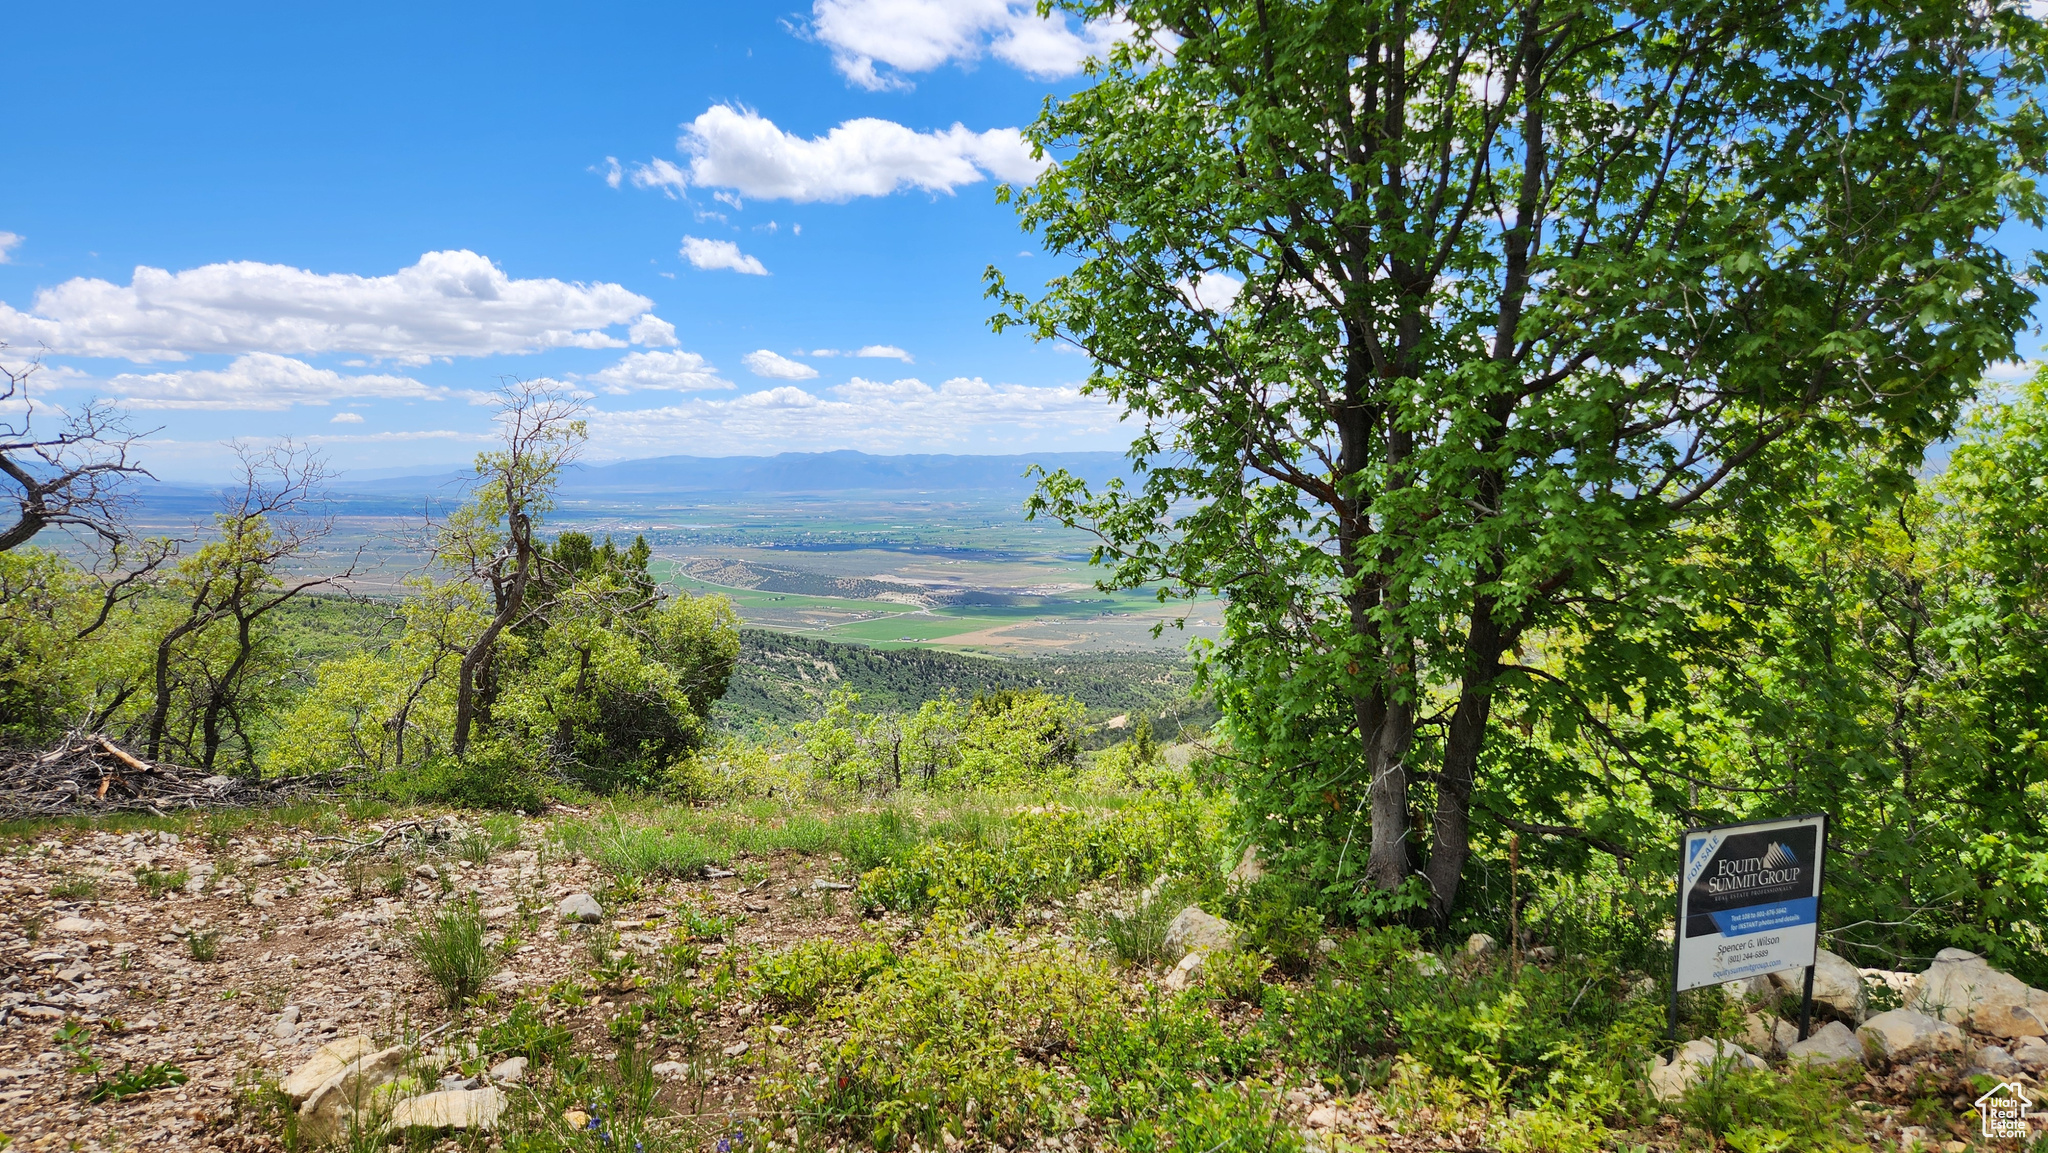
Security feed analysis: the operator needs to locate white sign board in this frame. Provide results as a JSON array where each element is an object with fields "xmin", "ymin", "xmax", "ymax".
[{"xmin": 1674, "ymin": 814, "xmax": 1827, "ymax": 993}]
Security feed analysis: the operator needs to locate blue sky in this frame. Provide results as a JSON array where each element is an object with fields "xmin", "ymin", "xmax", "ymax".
[{"xmin": 1, "ymin": 2, "xmax": 1129, "ymax": 480}]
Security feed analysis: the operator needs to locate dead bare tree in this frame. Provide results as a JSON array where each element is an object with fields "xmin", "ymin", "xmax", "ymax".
[
  {"xmin": 0, "ymin": 345, "xmax": 155, "ymax": 552},
  {"xmin": 141, "ymin": 441, "xmax": 362, "ymax": 769},
  {"xmin": 437, "ymin": 379, "xmax": 588, "ymax": 758}
]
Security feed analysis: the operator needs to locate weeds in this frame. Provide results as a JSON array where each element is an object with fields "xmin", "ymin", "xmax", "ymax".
[
  {"xmin": 186, "ymin": 929, "xmax": 224, "ymax": 962},
  {"xmin": 135, "ymin": 866, "xmax": 190, "ymax": 899},
  {"xmin": 754, "ymin": 938, "xmax": 895, "ymax": 1012},
  {"xmin": 49, "ymin": 874, "xmax": 101, "ymax": 901},
  {"xmin": 405, "ymin": 899, "xmax": 497, "ymax": 1010}
]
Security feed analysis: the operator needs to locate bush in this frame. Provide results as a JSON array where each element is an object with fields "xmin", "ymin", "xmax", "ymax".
[
  {"xmin": 754, "ymin": 939, "xmax": 897, "ymax": 1012},
  {"xmin": 374, "ymin": 742, "xmax": 546, "ymax": 811}
]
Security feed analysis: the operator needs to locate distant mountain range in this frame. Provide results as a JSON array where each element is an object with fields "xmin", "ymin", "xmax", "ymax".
[
  {"xmin": 336, "ymin": 449, "xmax": 1136, "ymax": 497},
  {"xmin": 129, "ymin": 450, "xmax": 1138, "ymax": 517}
]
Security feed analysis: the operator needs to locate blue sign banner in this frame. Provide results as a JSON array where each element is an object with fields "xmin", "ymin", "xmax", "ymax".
[{"xmin": 1708, "ymin": 896, "xmax": 1817, "ymax": 936}]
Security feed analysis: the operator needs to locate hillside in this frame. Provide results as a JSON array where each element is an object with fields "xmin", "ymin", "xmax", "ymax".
[{"xmin": 715, "ymin": 628, "xmax": 1214, "ymax": 738}]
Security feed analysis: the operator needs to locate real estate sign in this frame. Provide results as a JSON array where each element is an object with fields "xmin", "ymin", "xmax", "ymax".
[{"xmin": 1673, "ymin": 814, "xmax": 1828, "ymax": 992}]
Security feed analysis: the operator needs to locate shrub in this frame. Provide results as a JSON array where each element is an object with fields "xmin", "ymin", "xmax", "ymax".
[
  {"xmin": 1203, "ymin": 949, "xmax": 1273, "ymax": 1005},
  {"xmin": 755, "ymin": 939, "xmax": 897, "ymax": 1012},
  {"xmin": 186, "ymin": 930, "xmax": 224, "ymax": 963},
  {"xmin": 406, "ymin": 899, "xmax": 497, "ymax": 1010},
  {"xmin": 374, "ymin": 742, "xmax": 546, "ymax": 811},
  {"xmin": 480, "ymin": 1000, "xmax": 574, "ymax": 1064}
]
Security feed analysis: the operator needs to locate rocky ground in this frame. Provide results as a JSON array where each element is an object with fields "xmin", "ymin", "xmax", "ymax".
[
  {"xmin": 0, "ymin": 812, "xmax": 866, "ymax": 1151},
  {"xmin": 7, "ymin": 809, "xmax": 2048, "ymax": 1153}
]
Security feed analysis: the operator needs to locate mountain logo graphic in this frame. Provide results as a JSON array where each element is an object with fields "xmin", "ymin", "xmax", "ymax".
[{"xmin": 1761, "ymin": 842, "xmax": 1798, "ymax": 869}]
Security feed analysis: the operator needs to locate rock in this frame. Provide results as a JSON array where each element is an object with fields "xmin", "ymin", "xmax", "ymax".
[
  {"xmin": 1315, "ymin": 937, "xmax": 1338, "ymax": 957},
  {"xmin": 563, "ymin": 1109, "xmax": 590, "ymax": 1129},
  {"xmin": 1721, "ymin": 974, "xmax": 1775, "ymax": 1004},
  {"xmin": 1967, "ymin": 1044, "xmax": 2021, "ymax": 1078},
  {"xmin": 652, "ymin": 1060, "xmax": 688, "ymax": 1078},
  {"xmin": 1526, "ymin": 946, "xmax": 1559, "ymax": 963},
  {"xmin": 387, "ymin": 1087, "xmax": 505, "ymax": 1135},
  {"xmin": 1770, "ymin": 949, "xmax": 1868, "ymax": 1023},
  {"xmin": 1910, "ymin": 948, "xmax": 2048, "ymax": 1039},
  {"xmin": 811, "ymin": 879, "xmax": 854, "ymax": 891},
  {"xmin": 1410, "ymin": 952, "xmax": 1447, "ymax": 976},
  {"xmin": 1857, "ymin": 1008, "xmax": 1965, "ymax": 1064},
  {"xmin": 1162, "ymin": 950, "xmax": 1206, "ymax": 991},
  {"xmin": 722, "ymin": 1041, "xmax": 750, "ymax": 1058},
  {"xmin": 557, "ymin": 893, "xmax": 604, "ymax": 923},
  {"xmin": 2012, "ymin": 1035, "xmax": 2048, "ymax": 1072},
  {"xmin": 50, "ymin": 917, "xmax": 107, "ymax": 934},
  {"xmin": 1898, "ymin": 1126, "xmax": 1931, "ymax": 1151},
  {"xmin": 1306, "ymin": 1104, "xmax": 1340, "ymax": 1128},
  {"xmin": 1163, "ymin": 906, "xmax": 1235, "ymax": 962},
  {"xmin": 1228, "ymin": 845, "xmax": 1265, "ymax": 887},
  {"xmin": 298, "ymin": 1044, "xmax": 412, "ymax": 1142},
  {"xmin": 1649, "ymin": 1039, "xmax": 1765, "ymax": 1100},
  {"xmin": 1740, "ymin": 1012, "xmax": 1800, "ymax": 1058},
  {"xmin": 1860, "ymin": 967, "xmax": 1920, "ymax": 1002},
  {"xmin": 1785, "ymin": 1021, "xmax": 1863, "ymax": 1066},
  {"xmin": 438, "ymin": 1075, "xmax": 479, "ymax": 1091},
  {"xmin": 487, "ymin": 1056, "xmax": 527, "ymax": 1084},
  {"xmin": 1466, "ymin": 933, "xmax": 1499, "ymax": 960}
]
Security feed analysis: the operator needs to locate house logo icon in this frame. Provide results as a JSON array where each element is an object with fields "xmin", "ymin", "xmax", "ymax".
[{"xmin": 1975, "ymin": 1081, "xmax": 2033, "ymax": 1139}]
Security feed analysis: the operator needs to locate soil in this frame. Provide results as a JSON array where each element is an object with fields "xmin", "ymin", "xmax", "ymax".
[{"xmin": 0, "ymin": 813, "xmax": 868, "ymax": 1152}]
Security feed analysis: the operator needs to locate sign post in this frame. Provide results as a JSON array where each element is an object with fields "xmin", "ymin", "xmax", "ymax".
[{"xmin": 1669, "ymin": 813, "xmax": 1829, "ymax": 1043}]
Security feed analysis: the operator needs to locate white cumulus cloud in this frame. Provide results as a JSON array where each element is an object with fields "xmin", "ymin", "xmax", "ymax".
[
  {"xmin": 99, "ymin": 353, "xmax": 446, "ymax": 411},
  {"xmin": 628, "ymin": 314, "xmax": 678, "ymax": 346},
  {"xmin": 580, "ymin": 350, "xmax": 734, "ymax": 395},
  {"xmin": 0, "ymin": 232, "xmax": 20, "ymax": 264},
  {"xmin": 0, "ymin": 250, "xmax": 655, "ymax": 364},
  {"xmin": 854, "ymin": 344, "xmax": 913, "ymax": 361},
  {"xmin": 681, "ymin": 236, "xmax": 769, "ymax": 276},
  {"xmin": 630, "ymin": 105, "xmax": 1045, "ymax": 204},
  {"xmin": 585, "ymin": 375, "xmax": 1121, "ymax": 455},
  {"xmin": 742, "ymin": 349, "xmax": 820, "ymax": 380},
  {"xmin": 809, "ymin": 0, "xmax": 1129, "ymax": 90},
  {"xmin": 330, "ymin": 411, "xmax": 365, "ymax": 424}
]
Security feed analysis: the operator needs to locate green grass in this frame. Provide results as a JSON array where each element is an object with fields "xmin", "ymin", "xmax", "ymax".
[{"xmin": 406, "ymin": 899, "xmax": 497, "ymax": 1011}]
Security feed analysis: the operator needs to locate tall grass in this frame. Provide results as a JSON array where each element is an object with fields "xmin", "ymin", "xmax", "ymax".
[{"xmin": 406, "ymin": 899, "xmax": 496, "ymax": 1010}]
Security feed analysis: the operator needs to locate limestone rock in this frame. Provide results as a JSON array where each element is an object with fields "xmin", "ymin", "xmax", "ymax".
[
  {"xmin": 1163, "ymin": 906, "xmax": 1235, "ymax": 962},
  {"xmin": 487, "ymin": 1056, "xmax": 527, "ymax": 1085},
  {"xmin": 1910, "ymin": 949, "xmax": 2048, "ymax": 1039},
  {"xmin": 652, "ymin": 1060, "xmax": 687, "ymax": 1078},
  {"xmin": 1740, "ymin": 1012, "xmax": 1800, "ymax": 1058},
  {"xmin": 387, "ymin": 1087, "xmax": 505, "ymax": 1135},
  {"xmin": 1770, "ymin": 949, "xmax": 1868, "ymax": 1023},
  {"xmin": 282, "ymin": 1034, "xmax": 379, "ymax": 1103},
  {"xmin": 1410, "ymin": 952, "xmax": 1446, "ymax": 976},
  {"xmin": 2012, "ymin": 1035, "xmax": 2048, "ymax": 1072},
  {"xmin": 1857, "ymin": 1008, "xmax": 1965, "ymax": 1064},
  {"xmin": 1785, "ymin": 1021, "xmax": 1863, "ymax": 1066},
  {"xmin": 1162, "ymin": 950, "xmax": 1206, "ymax": 991},
  {"xmin": 1465, "ymin": 933, "xmax": 1499, "ymax": 960},
  {"xmin": 298, "ymin": 1044, "xmax": 412, "ymax": 1143},
  {"xmin": 1722, "ymin": 975, "xmax": 1775, "ymax": 1004},
  {"xmin": 50, "ymin": 917, "xmax": 107, "ymax": 934},
  {"xmin": 1648, "ymin": 1039, "xmax": 1765, "ymax": 1101},
  {"xmin": 1227, "ymin": 845, "xmax": 1265, "ymax": 887},
  {"xmin": 557, "ymin": 892, "xmax": 604, "ymax": 923},
  {"xmin": 1967, "ymin": 1044, "xmax": 2020, "ymax": 1078}
]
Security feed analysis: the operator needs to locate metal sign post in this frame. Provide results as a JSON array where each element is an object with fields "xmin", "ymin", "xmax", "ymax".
[{"xmin": 1668, "ymin": 813, "xmax": 1829, "ymax": 1045}]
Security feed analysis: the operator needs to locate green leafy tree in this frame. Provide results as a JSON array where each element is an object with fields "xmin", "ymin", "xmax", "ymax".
[
  {"xmin": 996, "ymin": 0, "xmax": 2047, "ymax": 919},
  {"xmin": 1675, "ymin": 379, "xmax": 2048, "ymax": 977}
]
